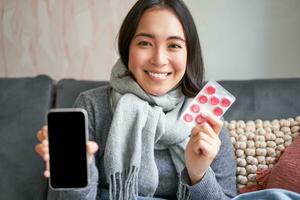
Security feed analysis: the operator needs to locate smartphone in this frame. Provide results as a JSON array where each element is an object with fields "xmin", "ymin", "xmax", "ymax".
[{"xmin": 47, "ymin": 108, "xmax": 89, "ymax": 189}]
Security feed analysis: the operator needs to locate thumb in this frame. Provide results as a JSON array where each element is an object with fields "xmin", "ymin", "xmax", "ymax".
[
  {"xmin": 86, "ymin": 141, "xmax": 99, "ymax": 163},
  {"xmin": 201, "ymin": 112, "xmax": 223, "ymax": 135}
]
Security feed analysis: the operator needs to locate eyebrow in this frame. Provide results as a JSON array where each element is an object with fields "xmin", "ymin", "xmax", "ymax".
[{"xmin": 134, "ymin": 32, "xmax": 185, "ymax": 42}]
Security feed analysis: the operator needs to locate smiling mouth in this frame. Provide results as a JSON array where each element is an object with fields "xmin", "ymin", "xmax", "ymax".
[{"xmin": 145, "ymin": 70, "xmax": 171, "ymax": 80}]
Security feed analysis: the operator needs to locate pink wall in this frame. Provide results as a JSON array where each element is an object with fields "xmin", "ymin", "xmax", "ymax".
[{"xmin": 0, "ymin": 0, "xmax": 136, "ymax": 80}]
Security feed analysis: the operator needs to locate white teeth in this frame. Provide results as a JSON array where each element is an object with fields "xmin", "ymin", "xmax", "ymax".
[{"xmin": 148, "ymin": 71, "xmax": 168, "ymax": 79}]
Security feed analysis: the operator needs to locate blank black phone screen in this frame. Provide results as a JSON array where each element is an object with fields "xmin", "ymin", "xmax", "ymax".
[{"xmin": 47, "ymin": 111, "xmax": 88, "ymax": 189}]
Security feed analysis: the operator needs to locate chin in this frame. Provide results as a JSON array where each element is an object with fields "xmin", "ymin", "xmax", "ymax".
[{"xmin": 147, "ymin": 89, "xmax": 168, "ymax": 97}]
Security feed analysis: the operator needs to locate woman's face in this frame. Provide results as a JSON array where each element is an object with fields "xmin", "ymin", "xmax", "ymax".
[{"xmin": 128, "ymin": 8, "xmax": 187, "ymax": 96}]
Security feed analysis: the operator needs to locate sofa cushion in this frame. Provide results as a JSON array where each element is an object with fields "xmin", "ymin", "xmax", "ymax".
[
  {"xmin": 263, "ymin": 135, "xmax": 300, "ymax": 192},
  {"xmin": 0, "ymin": 75, "xmax": 54, "ymax": 200},
  {"xmin": 55, "ymin": 79, "xmax": 108, "ymax": 108},
  {"xmin": 220, "ymin": 78, "xmax": 300, "ymax": 121},
  {"xmin": 226, "ymin": 116, "xmax": 300, "ymax": 191},
  {"xmin": 239, "ymin": 135, "xmax": 300, "ymax": 194}
]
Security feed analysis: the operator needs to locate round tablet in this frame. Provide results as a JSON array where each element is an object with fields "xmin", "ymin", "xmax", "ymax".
[
  {"xmin": 191, "ymin": 104, "xmax": 200, "ymax": 113},
  {"xmin": 206, "ymin": 86, "xmax": 216, "ymax": 95},
  {"xmin": 196, "ymin": 114, "xmax": 206, "ymax": 125},
  {"xmin": 220, "ymin": 97, "xmax": 231, "ymax": 107},
  {"xmin": 213, "ymin": 107, "xmax": 223, "ymax": 116},
  {"xmin": 198, "ymin": 95, "xmax": 208, "ymax": 104},
  {"xmin": 183, "ymin": 114, "xmax": 193, "ymax": 122},
  {"xmin": 210, "ymin": 96, "xmax": 220, "ymax": 105}
]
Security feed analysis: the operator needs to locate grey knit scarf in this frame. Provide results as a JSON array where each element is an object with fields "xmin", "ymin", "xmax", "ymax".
[{"xmin": 104, "ymin": 59, "xmax": 192, "ymax": 200}]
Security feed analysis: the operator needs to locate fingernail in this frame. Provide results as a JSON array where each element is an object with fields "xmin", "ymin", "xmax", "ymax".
[
  {"xmin": 200, "ymin": 112, "xmax": 207, "ymax": 118},
  {"xmin": 44, "ymin": 170, "xmax": 50, "ymax": 177},
  {"xmin": 43, "ymin": 154, "xmax": 49, "ymax": 161},
  {"xmin": 195, "ymin": 114, "xmax": 206, "ymax": 125}
]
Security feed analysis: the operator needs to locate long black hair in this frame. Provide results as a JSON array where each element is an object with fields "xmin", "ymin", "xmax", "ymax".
[{"xmin": 118, "ymin": 0, "xmax": 204, "ymax": 97}]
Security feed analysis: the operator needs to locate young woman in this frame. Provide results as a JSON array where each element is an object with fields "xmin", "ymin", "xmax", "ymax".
[{"xmin": 35, "ymin": 0, "xmax": 237, "ymax": 199}]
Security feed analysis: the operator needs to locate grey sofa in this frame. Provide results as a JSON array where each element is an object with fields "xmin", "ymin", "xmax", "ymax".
[{"xmin": 0, "ymin": 75, "xmax": 299, "ymax": 200}]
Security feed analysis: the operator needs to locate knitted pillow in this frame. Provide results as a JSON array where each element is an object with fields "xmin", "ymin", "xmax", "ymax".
[
  {"xmin": 239, "ymin": 135, "xmax": 300, "ymax": 194},
  {"xmin": 225, "ymin": 116, "xmax": 300, "ymax": 191},
  {"xmin": 263, "ymin": 135, "xmax": 300, "ymax": 191}
]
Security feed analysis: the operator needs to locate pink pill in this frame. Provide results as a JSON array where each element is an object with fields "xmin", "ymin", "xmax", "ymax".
[
  {"xmin": 221, "ymin": 98, "xmax": 231, "ymax": 107},
  {"xmin": 206, "ymin": 86, "xmax": 216, "ymax": 95},
  {"xmin": 213, "ymin": 107, "xmax": 223, "ymax": 116},
  {"xmin": 210, "ymin": 96, "xmax": 220, "ymax": 105},
  {"xmin": 198, "ymin": 95, "xmax": 208, "ymax": 104},
  {"xmin": 195, "ymin": 114, "xmax": 206, "ymax": 125},
  {"xmin": 183, "ymin": 114, "xmax": 193, "ymax": 122},
  {"xmin": 191, "ymin": 104, "xmax": 200, "ymax": 113}
]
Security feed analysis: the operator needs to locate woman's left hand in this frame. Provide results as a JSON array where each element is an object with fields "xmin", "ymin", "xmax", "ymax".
[{"xmin": 185, "ymin": 113, "xmax": 223, "ymax": 185}]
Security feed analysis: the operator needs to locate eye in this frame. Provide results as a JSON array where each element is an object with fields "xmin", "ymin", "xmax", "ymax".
[
  {"xmin": 168, "ymin": 43, "xmax": 182, "ymax": 49},
  {"xmin": 138, "ymin": 41, "xmax": 152, "ymax": 47}
]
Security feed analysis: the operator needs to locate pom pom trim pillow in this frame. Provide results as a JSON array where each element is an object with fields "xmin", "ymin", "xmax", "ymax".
[{"xmin": 225, "ymin": 116, "xmax": 300, "ymax": 192}]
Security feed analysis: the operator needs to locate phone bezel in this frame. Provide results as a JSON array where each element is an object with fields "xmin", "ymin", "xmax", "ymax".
[{"xmin": 46, "ymin": 108, "xmax": 89, "ymax": 190}]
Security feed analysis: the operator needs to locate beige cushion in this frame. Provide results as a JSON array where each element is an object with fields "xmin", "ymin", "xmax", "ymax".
[{"xmin": 225, "ymin": 116, "xmax": 300, "ymax": 189}]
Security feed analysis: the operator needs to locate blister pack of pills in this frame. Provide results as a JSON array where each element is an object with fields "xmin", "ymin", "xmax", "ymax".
[{"xmin": 181, "ymin": 80, "xmax": 236, "ymax": 127}]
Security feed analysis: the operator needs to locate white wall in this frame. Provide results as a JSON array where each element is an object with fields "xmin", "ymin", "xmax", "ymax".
[
  {"xmin": 0, "ymin": 0, "xmax": 299, "ymax": 81},
  {"xmin": 186, "ymin": 0, "xmax": 300, "ymax": 80}
]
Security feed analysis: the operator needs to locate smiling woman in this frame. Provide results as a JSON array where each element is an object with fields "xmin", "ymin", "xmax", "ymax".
[
  {"xmin": 128, "ymin": 7, "xmax": 187, "ymax": 96},
  {"xmin": 118, "ymin": 0, "xmax": 205, "ymax": 98},
  {"xmin": 35, "ymin": 0, "xmax": 237, "ymax": 200}
]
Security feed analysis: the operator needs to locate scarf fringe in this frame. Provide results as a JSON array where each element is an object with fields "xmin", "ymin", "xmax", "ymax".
[
  {"xmin": 177, "ymin": 182, "xmax": 191, "ymax": 200},
  {"xmin": 108, "ymin": 166, "xmax": 139, "ymax": 200}
]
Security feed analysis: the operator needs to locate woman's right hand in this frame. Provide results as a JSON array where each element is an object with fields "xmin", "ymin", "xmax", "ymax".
[{"xmin": 35, "ymin": 125, "xmax": 99, "ymax": 178}]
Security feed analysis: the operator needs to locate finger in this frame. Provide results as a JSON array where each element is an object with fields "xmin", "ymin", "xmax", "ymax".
[
  {"xmin": 44, "ymin": 161, "xmax": 50, "ymax": 178},
  {"xmin": 37, "ymin": 130, "xmax": 43, "ymax": 141},
  {"xmin": 44, "ymin": 146, "xmax": 50, "ymax": 178},
  {"xmin": 191, "ymin": 122, "xmax": 217, "ymax": 139},
  {"xmin": 192, "ymin": 137, "xmax": 213, "ymax": 155},
  {"xmin": 191, "ymin": 131, "xmax": 215, "ymax": 147},
  {"xmin": 87, "ymin": 141, "xmax": 99, "ymax": 163},
  {"xmin": 44, "ymin": 170, "xmax": 50, "ymax": 178},
  {"xmin": 35, "ymin": 142, "xmax": 50, "ymax": 178},
  {"xmin": 195, "ymin": 131, "xmax": 221, "ymax": 149},
  {"xmin": 35, "ymin": 141, "xmax": 49, "ymax": 157},
  {"xmin": 201, "ymin": 122, "xmax": 218, "ymax": 139},
  {"xmin": 37, "ymin": 126, "xmax": 48, "ymax": 141},
  {"xmin": 191, "ymin": 125, "xmax": 202, "ymax": 137},
  {"xmin": 86, "ymin": 141, "xmax": 99, "ymax": 155},
  {"xmin": 42, "ymin": 125, "xmax": 48, "ymax": 138},
  {"xmin": 41, "ymin": 125, "xmax": 50, "ymax": 178},
  {"xmin": 42, "ymin": 140, "xmax": 49, "ymax": 154},
  {"xmin": 193, "ymin": 136, "xmax": 220, "ymax": 159},
  {"xmin": 35, "ymin": 143, "xmax": 44, "ymax": 157},
  {"xmin": 43, "ymin": 153, "xmax": 49, "ymax": 162},
  {"xmin": 201, "ymin": 113, "xmax": 223, "ymax": 135}
]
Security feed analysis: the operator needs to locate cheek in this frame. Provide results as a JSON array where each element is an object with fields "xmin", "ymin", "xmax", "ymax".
[
  {"xmin": 172, "ymin": 53, "xmax": 187, "ymax": 75},
  {"xmin": 128, "ymin": 46, "xmax": 137, "ymax": 71},
  {"xmin": 128, "ymin": 46, "xmax": 144, "ymax": 72}
]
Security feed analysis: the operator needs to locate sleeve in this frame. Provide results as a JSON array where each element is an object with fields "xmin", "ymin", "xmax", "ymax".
[
  {"xmin": 47, "ymin": 93, "xmax": 99, "ymax": 200},
  {"xmin": 180, "ymin": 126, "xmax": 237, "ymax": 200},
  {"xmin": 73, "ymin": 93, "xmax": 96, "ymax": 141}
]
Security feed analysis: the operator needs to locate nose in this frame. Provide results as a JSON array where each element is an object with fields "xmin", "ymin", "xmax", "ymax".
[{"xmin": 150, "ymin": 47, "xmax": 168, "ymax": 67}]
